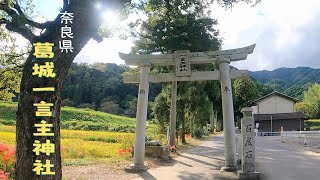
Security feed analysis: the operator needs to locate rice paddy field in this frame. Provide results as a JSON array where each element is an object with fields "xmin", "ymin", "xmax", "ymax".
[
  {"xmin": 0, "ymin": 101, "xmax": 166, "ymax": 170},
  {"xmin": 0, "ymin": 125, "xmax": 136, "ymax": 162}
]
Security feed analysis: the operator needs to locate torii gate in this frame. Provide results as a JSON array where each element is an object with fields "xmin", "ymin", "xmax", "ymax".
[{"xmin": 120, "ymin": 44, "xmax": 256, "ymax": 172}]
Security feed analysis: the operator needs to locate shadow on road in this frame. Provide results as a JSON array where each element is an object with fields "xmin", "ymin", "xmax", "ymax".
[{"xmin": 139, "ymin": 171, "xmax": 157, "ymax": 180}]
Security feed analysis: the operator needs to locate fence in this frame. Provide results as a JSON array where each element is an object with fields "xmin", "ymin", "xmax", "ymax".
[
  {"xmin": 256, "ymin": 131, "xmax": 281, "ymax": 136},
  {"xmin": 281, "ymin": 130, "xmax": 320, "ymax": 147},
  {"xmin": 281, "ymin": 131, "xmax": 320, "ymax": 138}
]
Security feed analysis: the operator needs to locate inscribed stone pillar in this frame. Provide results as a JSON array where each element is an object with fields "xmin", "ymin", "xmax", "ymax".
[
  {"xmin": 129, "ymin": 65, "xmax": 150, "ymax": 171},
  {"xmin": 219, "ymin": 59, "xmax": 237, "ymax": 172},
  {"xmin": 238, "ymin": 107, "xmax": 260, "ymax": 180},
  {"xmin": 169, "ymin": 81, "xmax": 177, "ymax": 146}
]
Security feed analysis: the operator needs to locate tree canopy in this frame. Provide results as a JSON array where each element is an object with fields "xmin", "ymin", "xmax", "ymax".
[{"xmin": 295, "ymin": 83, "xmax": 320, "ymax": 118}]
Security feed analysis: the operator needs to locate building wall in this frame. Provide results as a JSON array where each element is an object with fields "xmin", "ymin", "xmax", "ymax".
[
  {"xmin": 256, "ymin": 95, "xmax": 295, "ymax": 114},
  {"xmin": 252, "ymin": 105, "xmax": 258, "ymax": 114}
]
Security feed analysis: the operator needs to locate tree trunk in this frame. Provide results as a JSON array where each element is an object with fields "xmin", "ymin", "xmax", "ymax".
[
  {"xmin": 180, "ymin": 103, "xmax": 186, "ymax": 144},
  {"xmin": 15, "ymin": 1, "xmax": 114, "ymax": 179}
]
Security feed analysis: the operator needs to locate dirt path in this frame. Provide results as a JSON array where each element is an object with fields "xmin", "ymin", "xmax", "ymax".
[
  {"xmin": 63, "ymin": 163, "xmax": 139, "ymax": 180},
  {"xmin": 133, "ymin": 134, "xmax": 237, "ymax": 180}
]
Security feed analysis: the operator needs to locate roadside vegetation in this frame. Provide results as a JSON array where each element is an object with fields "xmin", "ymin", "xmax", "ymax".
[{"xmin": 305, "ymin": 119, "xmax": 320, "ymax": 130}]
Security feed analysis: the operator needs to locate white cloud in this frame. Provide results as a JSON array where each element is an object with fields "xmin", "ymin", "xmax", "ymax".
[
  {"xmin": 211, "ymin": 0, "xmax": 320, "ymax": 71},
  {"xmin": 74, "ymin": 37, "xmax": 133, "ymax": 65},
  {"xmin": 5, "ymin": 0, "xmax": 320, "ymax": 72}
]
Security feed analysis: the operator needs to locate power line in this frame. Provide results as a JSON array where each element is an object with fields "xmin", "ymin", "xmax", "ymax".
[
  {"xmin": 283, "ymin": 69, "xmax": 319, "ymax": 93},
  {"xmin": 284, "ymin": 69, "xmax": 320, "ymax": 94},
  {"xmin": 291, "ymin": 87, "xmax": 306, "ymax": 98},
  {"xmin": 277, "ymin": 67, "xmax": 313, "ymax": 92},
  {"xmin": 291, "ymin": 79, "xmax": 320, "ymax": 98}
]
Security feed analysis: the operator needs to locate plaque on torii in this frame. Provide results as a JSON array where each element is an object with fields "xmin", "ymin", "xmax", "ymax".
[{"xmin": 175, "ymin": 50, "xmax": 191, "ymax": 77}]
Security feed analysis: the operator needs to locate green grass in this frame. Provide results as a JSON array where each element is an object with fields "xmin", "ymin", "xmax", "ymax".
[
  {"xmin": 0, "ymin": 101, "xmax": 159, "ymax": 134},
  {"xmin": 310, "ymin": 126, "xmax": 320, "ymax": 130},
  {"xmin": 305, "ymin": 119, "xmax": 320, "ymax": 130}
]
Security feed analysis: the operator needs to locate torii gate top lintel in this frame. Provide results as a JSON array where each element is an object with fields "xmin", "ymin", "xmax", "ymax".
[{"xmin": 119, "ymin": 44, "xmax": 256, "ymax": 66}]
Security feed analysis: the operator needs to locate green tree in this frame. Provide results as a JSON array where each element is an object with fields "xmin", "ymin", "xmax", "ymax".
[
  {"xmin": 0, "ymin": 0, "xmax": 130, "ymax": 178},
  {"xmin": 0, "ymin": 69, "xmax": 21, "ymax": 101},
  {"xmin": 0, "ymin": 25, "xmax": 26, "ymax": 101},
  {"xmin": 298, "ymin": 83, "xmax": 320, "ymax": 118},
  {"xmin": 233, "ymin": 77, "xmax": 260, "ymax": 122},
  {"xmin": 151, "ymin": 85, "xmax": 171, "ymax": 131},
  {"xmin": 295, "ymin": 102, "xmax": 308, "ymax": 115}
]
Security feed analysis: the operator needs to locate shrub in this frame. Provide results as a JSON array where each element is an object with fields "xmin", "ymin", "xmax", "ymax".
[
  {"xmin": 0, "ymin": 143, "xmax": 15, "ymax": 179},
  {"xmin": 193, "ymin": 126, "xmax": 206, "ymax": 139},
  {"xmin": 0, "ymin": 120, "xmax": 15, "ymax": 126},
  {"xmin": 305, "ymin": 119, "xmax": 320, "ymax": 130},
  {"xmin": 61, "ymin": 99, "xmax": 75, "ymax": 107},
  {"xmin": 99, "ymin": 101, "xmax": 120, "ymax": 114},
  {"xmin": 84, "ymin": 137, "xmax": 118, "ymax": 143}
]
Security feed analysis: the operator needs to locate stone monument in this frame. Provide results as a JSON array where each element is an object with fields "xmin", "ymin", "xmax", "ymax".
[{"xmin": 238, "ymin": 107, "xmax": 260, "ymax": 180}]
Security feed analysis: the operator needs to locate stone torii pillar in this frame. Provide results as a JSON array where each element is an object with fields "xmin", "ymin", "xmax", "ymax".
[
  {"xmin": 126, "ymin": 64, "xmax": 150, "ymax": 172},
  {"xmin": 169, "ymin": 81, "xmax": 177, "ymax": 147},
  {"xmin": 219, "ymin": 59, "xmax": 237, "ymax": 172}
]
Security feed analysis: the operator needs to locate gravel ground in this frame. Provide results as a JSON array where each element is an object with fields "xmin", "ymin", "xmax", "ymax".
[{"xmin": 62, "ymin": 157, "xmax": 173, "ymax": 180}]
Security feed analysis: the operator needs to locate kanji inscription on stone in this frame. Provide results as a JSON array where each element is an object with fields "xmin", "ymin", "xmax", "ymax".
[
  {"xmin": 241, "ymin": 107, "xmax": 256, "ymax": 172},
  {"xmin": 224, "ymin": 86, "xmax": 230, "ymax": 92},
  {"xmin": 245, "ymin": 137, "xmax": 253, "ymax": 146},
  {"xmin": 245, "ymin": 124, "xmax": 252, "ymax": 132},
  {"xmin": 175, "ymin": 50, "xmax": 191, "ymax": 77},
  {"xmin": 139, "ymin": 89, "xmax": 145, "ymax": 94}
]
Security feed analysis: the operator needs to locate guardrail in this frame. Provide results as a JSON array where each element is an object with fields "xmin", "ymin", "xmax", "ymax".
[
  {"xmin": 281, "ymin": 131, "xmax": 320, "ymax": 138},
  {"xmin": 257, "ymin": 132, "xmax": 281, "ymax": 136},
  {"xmin": 281, "ymin": 130, "xmax": 320, "ymax": 146}
]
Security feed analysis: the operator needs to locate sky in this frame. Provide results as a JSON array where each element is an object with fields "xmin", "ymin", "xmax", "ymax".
[{"xmin": 26, "ymin": 0, "xmax": 320, "ymax": 71}]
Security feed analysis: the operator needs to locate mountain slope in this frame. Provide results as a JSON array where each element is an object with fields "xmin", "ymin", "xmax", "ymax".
[{"xmin": 249, "ymin": 67, "xmax": 320, "ymax": 99}]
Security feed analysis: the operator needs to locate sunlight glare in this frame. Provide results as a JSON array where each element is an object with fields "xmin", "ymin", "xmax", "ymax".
[
  {"xmin": 95, "ymin": 2, "xmax": 102, "ymax": 9},
  {"xmin": 103, "ymin": 11, "xmax": 120, "ymax": 27}
]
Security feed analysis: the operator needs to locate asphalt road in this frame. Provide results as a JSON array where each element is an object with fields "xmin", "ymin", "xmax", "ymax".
[
  {"xmin": 256, "ymin": 136, "xmax": 320, "ymax": 180},
  {"xmin": 134, "ymin": 134, "xmax": 320, "ymax": 180}
]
